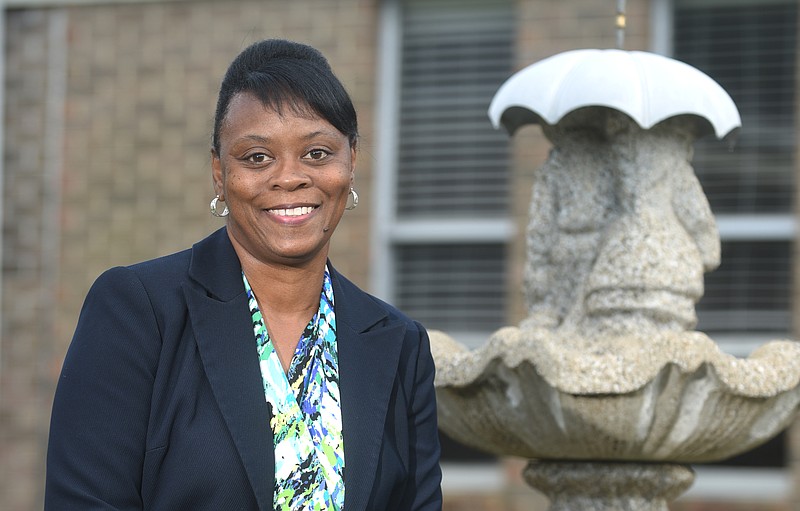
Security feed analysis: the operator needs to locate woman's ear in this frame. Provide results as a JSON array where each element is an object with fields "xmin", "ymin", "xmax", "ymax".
[
  {"xmin": 211, "ymin": 149, "xmax": 224, "ymax": 197},
  {"xmin": 349, "ymin": 146, "xmax": 357, "ymax": 183}
]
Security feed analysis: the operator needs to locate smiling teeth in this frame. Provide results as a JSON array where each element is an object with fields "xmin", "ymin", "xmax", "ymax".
[{"xmin": 271, "ymin": 206, "xmax": 315, "ymax": 217}]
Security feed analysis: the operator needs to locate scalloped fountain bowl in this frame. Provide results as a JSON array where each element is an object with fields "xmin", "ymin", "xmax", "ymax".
[{"xmin": 431, "ymin": 327, "xmax": 800, "ymax": 463}]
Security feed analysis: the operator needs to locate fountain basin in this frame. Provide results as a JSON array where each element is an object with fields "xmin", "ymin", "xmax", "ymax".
[{"xmin": 431, "ymin": 328, "xmax": 800, "ymax": 462}]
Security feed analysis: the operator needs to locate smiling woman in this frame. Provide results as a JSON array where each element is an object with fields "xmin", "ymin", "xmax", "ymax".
[
  {"xmin": 213, "ymin": 93, "xmax": 355, "ymax": 280},
  {"xmin": 45, "ymin": 39, "xmax": 442, "ymax": 511}
]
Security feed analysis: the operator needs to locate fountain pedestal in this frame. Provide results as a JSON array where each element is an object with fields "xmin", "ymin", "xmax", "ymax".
[{"xmin": 524, "ymin": 462, "xmax": 694, "ymax": 511}]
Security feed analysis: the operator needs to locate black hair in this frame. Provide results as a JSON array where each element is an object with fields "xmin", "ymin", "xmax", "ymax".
[{"xmin": 212, "ymin": 39, "xmax": 358, "ymax": 154}]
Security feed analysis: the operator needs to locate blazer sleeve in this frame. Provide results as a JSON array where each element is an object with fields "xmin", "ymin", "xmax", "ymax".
[
  {"xmin": 45, "ymin": 267, "xmax": 161, "ymax": 510},
  {"xmin": 403, "ymin": 322, "xmax": 443, "ymax": 510}
]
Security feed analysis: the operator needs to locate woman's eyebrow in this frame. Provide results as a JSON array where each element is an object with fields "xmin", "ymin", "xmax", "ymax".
[
  {"xmin": 301, "ymin": 129, "xmax": 342, "ymax": 141},
  {"xmin": 241, "ymin": 134, "xmax": 270, "ymax": 143},
  {"xmin": 236, "ymin": 131, "xmax": 340, "ymax": 143}
]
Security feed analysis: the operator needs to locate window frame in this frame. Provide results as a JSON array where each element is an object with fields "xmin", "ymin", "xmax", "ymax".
[{"xmin": 371, "ymin": 0, "xmax": 515, "ymax": 339}]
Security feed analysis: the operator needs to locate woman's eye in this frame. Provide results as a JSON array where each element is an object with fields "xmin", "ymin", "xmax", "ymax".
[
  {"xmin": 305, "ymin": 149, "xmax": 330, "ymax": 161},
  {"xmin": 246, "ymin": 153, "xmax": 268, "ymax": 164}
]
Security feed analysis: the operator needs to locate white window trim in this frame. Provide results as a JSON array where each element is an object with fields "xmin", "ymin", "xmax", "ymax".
[
  {"xmin": 371, "ymin": 0, "xmax": 402, "ymax": 301},
  {"xmin": 715, "ymin": 214, "xmax": 796, "ymax": 240},
  {"xmin": 650, "ymin": 0, "xmax": 674, "ymax": 55},
  {"xmin": 389, "ymin": 219, "xmax": 515, "ymax": 244}
]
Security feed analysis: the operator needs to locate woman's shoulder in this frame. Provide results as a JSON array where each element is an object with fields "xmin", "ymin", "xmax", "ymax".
[
  {"xmin": 93, "ymin": 228, "xmax": 230, "ymax": 293},
  {"xmin": 93, "ymin": 247, "xmax": 193, "ymax": 291},
  {"xmin": 81, "ymin": 250, "xmax": 193, "ymax": 321},
  {"xmin": 126, "ymin": 247, "xmax": 193, "ymax": 280}
]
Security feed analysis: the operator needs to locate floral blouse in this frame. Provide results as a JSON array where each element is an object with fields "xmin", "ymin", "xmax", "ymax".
[{"xmin": 243, "ymin": 268, "xmax": 345, "ymax": 510}]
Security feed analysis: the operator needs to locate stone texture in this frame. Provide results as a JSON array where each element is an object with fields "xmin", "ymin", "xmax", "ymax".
[
  {"xmin": 432, "ymin": 327, "xmax": 800, "ymax": 462},
  {"xmin": 524, "ymin": 461, "xmax": 695, "ymax": 511},
  {"xmin": 518, "ymin": 112, "xmax": 720, "ymax": 337}
]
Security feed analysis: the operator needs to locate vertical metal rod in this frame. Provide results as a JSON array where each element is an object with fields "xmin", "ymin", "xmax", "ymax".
[{"xmin": 616, "ymin": 0, "xmax": 627, "ymax": 49}]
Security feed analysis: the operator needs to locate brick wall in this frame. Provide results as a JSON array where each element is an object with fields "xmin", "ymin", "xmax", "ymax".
[
  {"xmin": 1, "ymin": 9, "xmax": 66, "ymax": 509},
  {"xmin": 2, "ymin": 1, "xmax": 377, "ymax": 509}
]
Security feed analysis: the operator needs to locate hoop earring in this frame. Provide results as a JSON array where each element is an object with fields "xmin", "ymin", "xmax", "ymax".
[
  {"xmin": 345, "ymin": 188, "xmax": 359, "ymax": 210},
  {"xmin": 210, "ymin": 195, "xmax": 229, "ymax": 217}
]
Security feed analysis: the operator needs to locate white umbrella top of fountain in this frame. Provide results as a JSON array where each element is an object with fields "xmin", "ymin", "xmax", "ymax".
[{"xmin": 488, "ymin": 48, "xmax": 741, "ymax": 140}]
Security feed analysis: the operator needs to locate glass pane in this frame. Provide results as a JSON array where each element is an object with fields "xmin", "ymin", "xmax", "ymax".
[
  {"xmin": 696, "ymin": 240, "xmax": 792, "ymax": 333},
  {"xmin": 397, "ymin": 0, "xmax": 513, "ymax": 217},
  {"xmin": 394, "ymin": 243, "xmax": 507, "ymax": 332},
  {"xmin": 674, "ymin": 1, "xmax": 797, "ymax": 214}
]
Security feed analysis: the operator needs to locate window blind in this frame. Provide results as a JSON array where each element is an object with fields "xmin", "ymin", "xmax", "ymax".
[
  {"xmin": 394, "ymin": 244, "xmax": 507, "ymax": 332},
  {"xmin": 673, "ymin": 0, "xmax": 796, "ymax": 335},
  {"xmin": 696, "ymin": 241, "xmax": 792, "ymax": 332},
  {"xmin": 391, "ymin": 0, "xmax": 513, "ymax": 335},
  {"xmin": 674, "ymin": 1, "xmax": 797, "ymax": 214},
  {"xmin": 397, "ymin": 0, "xmax": 513, "ymax": 217}
]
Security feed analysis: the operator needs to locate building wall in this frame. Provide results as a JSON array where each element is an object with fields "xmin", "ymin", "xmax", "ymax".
[
  {"xmin": 1, "ymin": 1, "xmax": 797, "ymax": 510},
  {"xmin": 2, "ymin": 1, "xmax": 377, "ymax": 509},
  {"xmin": 2, "ymin": 9, "xmax": 62, "ymax": 510}
]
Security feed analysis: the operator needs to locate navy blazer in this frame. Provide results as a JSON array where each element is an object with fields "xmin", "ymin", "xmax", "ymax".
[{"xmin": 45, "ymin": 227, "xmax": 442, "ymax": 510}]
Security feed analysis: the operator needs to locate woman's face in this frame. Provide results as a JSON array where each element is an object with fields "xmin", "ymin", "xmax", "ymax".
[{"xmin": 212, "ymin": 92, "xmax": 355, "ymax": 268}]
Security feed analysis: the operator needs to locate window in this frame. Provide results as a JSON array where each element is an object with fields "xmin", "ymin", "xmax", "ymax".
[
  {"xmin": 395, "ymin": 244, "xmax": 507, "ymax": 332},
  {"xmin": 397, "ymin": 0, "xmax": 513, "ymax": 218},
  {"xmin": 673, "ymin": 0, "xmax": 797, "ymax": 341},
  {"xmin": 375, "ymin": 0, "xmax": 515, "ymax": 343},
  {"xmin": 698, "ymin": 240, "xmax": 792, "ymax": 332},
  {"xmin": 374, "ymin": 0, "xmax": 515, "ymax": 467},
  {"xmin": 671, "ymin": 0, "xmax": 797, "ymax": 480}
]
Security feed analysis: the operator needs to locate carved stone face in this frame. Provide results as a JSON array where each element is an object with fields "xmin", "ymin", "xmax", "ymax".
[{"xmin": 525, "ymin": 111, "xmax": 719, "ymax": 336}]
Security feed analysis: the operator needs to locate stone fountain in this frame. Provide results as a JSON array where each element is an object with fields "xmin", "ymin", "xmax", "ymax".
[{"xmin": 430, "ymin": 49, "xmax": 800, "ymax": 511}]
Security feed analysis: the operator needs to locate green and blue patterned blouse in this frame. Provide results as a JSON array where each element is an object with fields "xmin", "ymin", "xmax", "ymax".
[{"xmin": 243, "ymin": 268, "xmax": 345, "ymax": 511}]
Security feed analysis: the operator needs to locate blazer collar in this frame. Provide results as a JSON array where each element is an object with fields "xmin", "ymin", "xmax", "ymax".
[
  {"xmin": 186, "ymin": 226, "xmax": 245, "ymax": 301},
  {"xmin": 185, "ymin": 227, "xmax": 407, "ymax": 511}
]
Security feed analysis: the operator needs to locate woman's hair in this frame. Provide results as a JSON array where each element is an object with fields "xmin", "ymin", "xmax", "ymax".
[{"xmin": 212, "ymin": 39, "xmax": 358, "ymax": 153}]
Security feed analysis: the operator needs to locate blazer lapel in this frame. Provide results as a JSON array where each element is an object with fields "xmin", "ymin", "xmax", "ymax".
[
  {"xmin": 332, "ymin": 269, "xmax": 406, "ymax": 511},
  {"xmin": 183, "ymin": 228, "xmax": 274, "ymax": 511}
]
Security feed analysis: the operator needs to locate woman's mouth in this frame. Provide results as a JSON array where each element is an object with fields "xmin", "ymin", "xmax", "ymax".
[{"xmin": 267, "ymin": 206, "xmax": 318, "ymax": 217}]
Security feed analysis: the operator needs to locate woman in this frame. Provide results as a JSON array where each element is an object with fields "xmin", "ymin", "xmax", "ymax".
[{"xmin": 45, "ymin": 39, "xmax": 442, "ymax": 511}]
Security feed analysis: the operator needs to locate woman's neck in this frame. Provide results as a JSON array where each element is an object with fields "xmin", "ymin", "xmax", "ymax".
[
  {"xmin": 233, "ymin": 244, "xmax": 329, "ymax": 372},
  {"xmin": 241, "ymin": 259, "xmax": 325, "ymax": 315}
]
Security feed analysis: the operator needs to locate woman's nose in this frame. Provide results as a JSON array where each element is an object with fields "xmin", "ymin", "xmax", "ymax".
[{"xmin": 270, "ymin": 159, "xmax": 311, "ymax": 190}]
